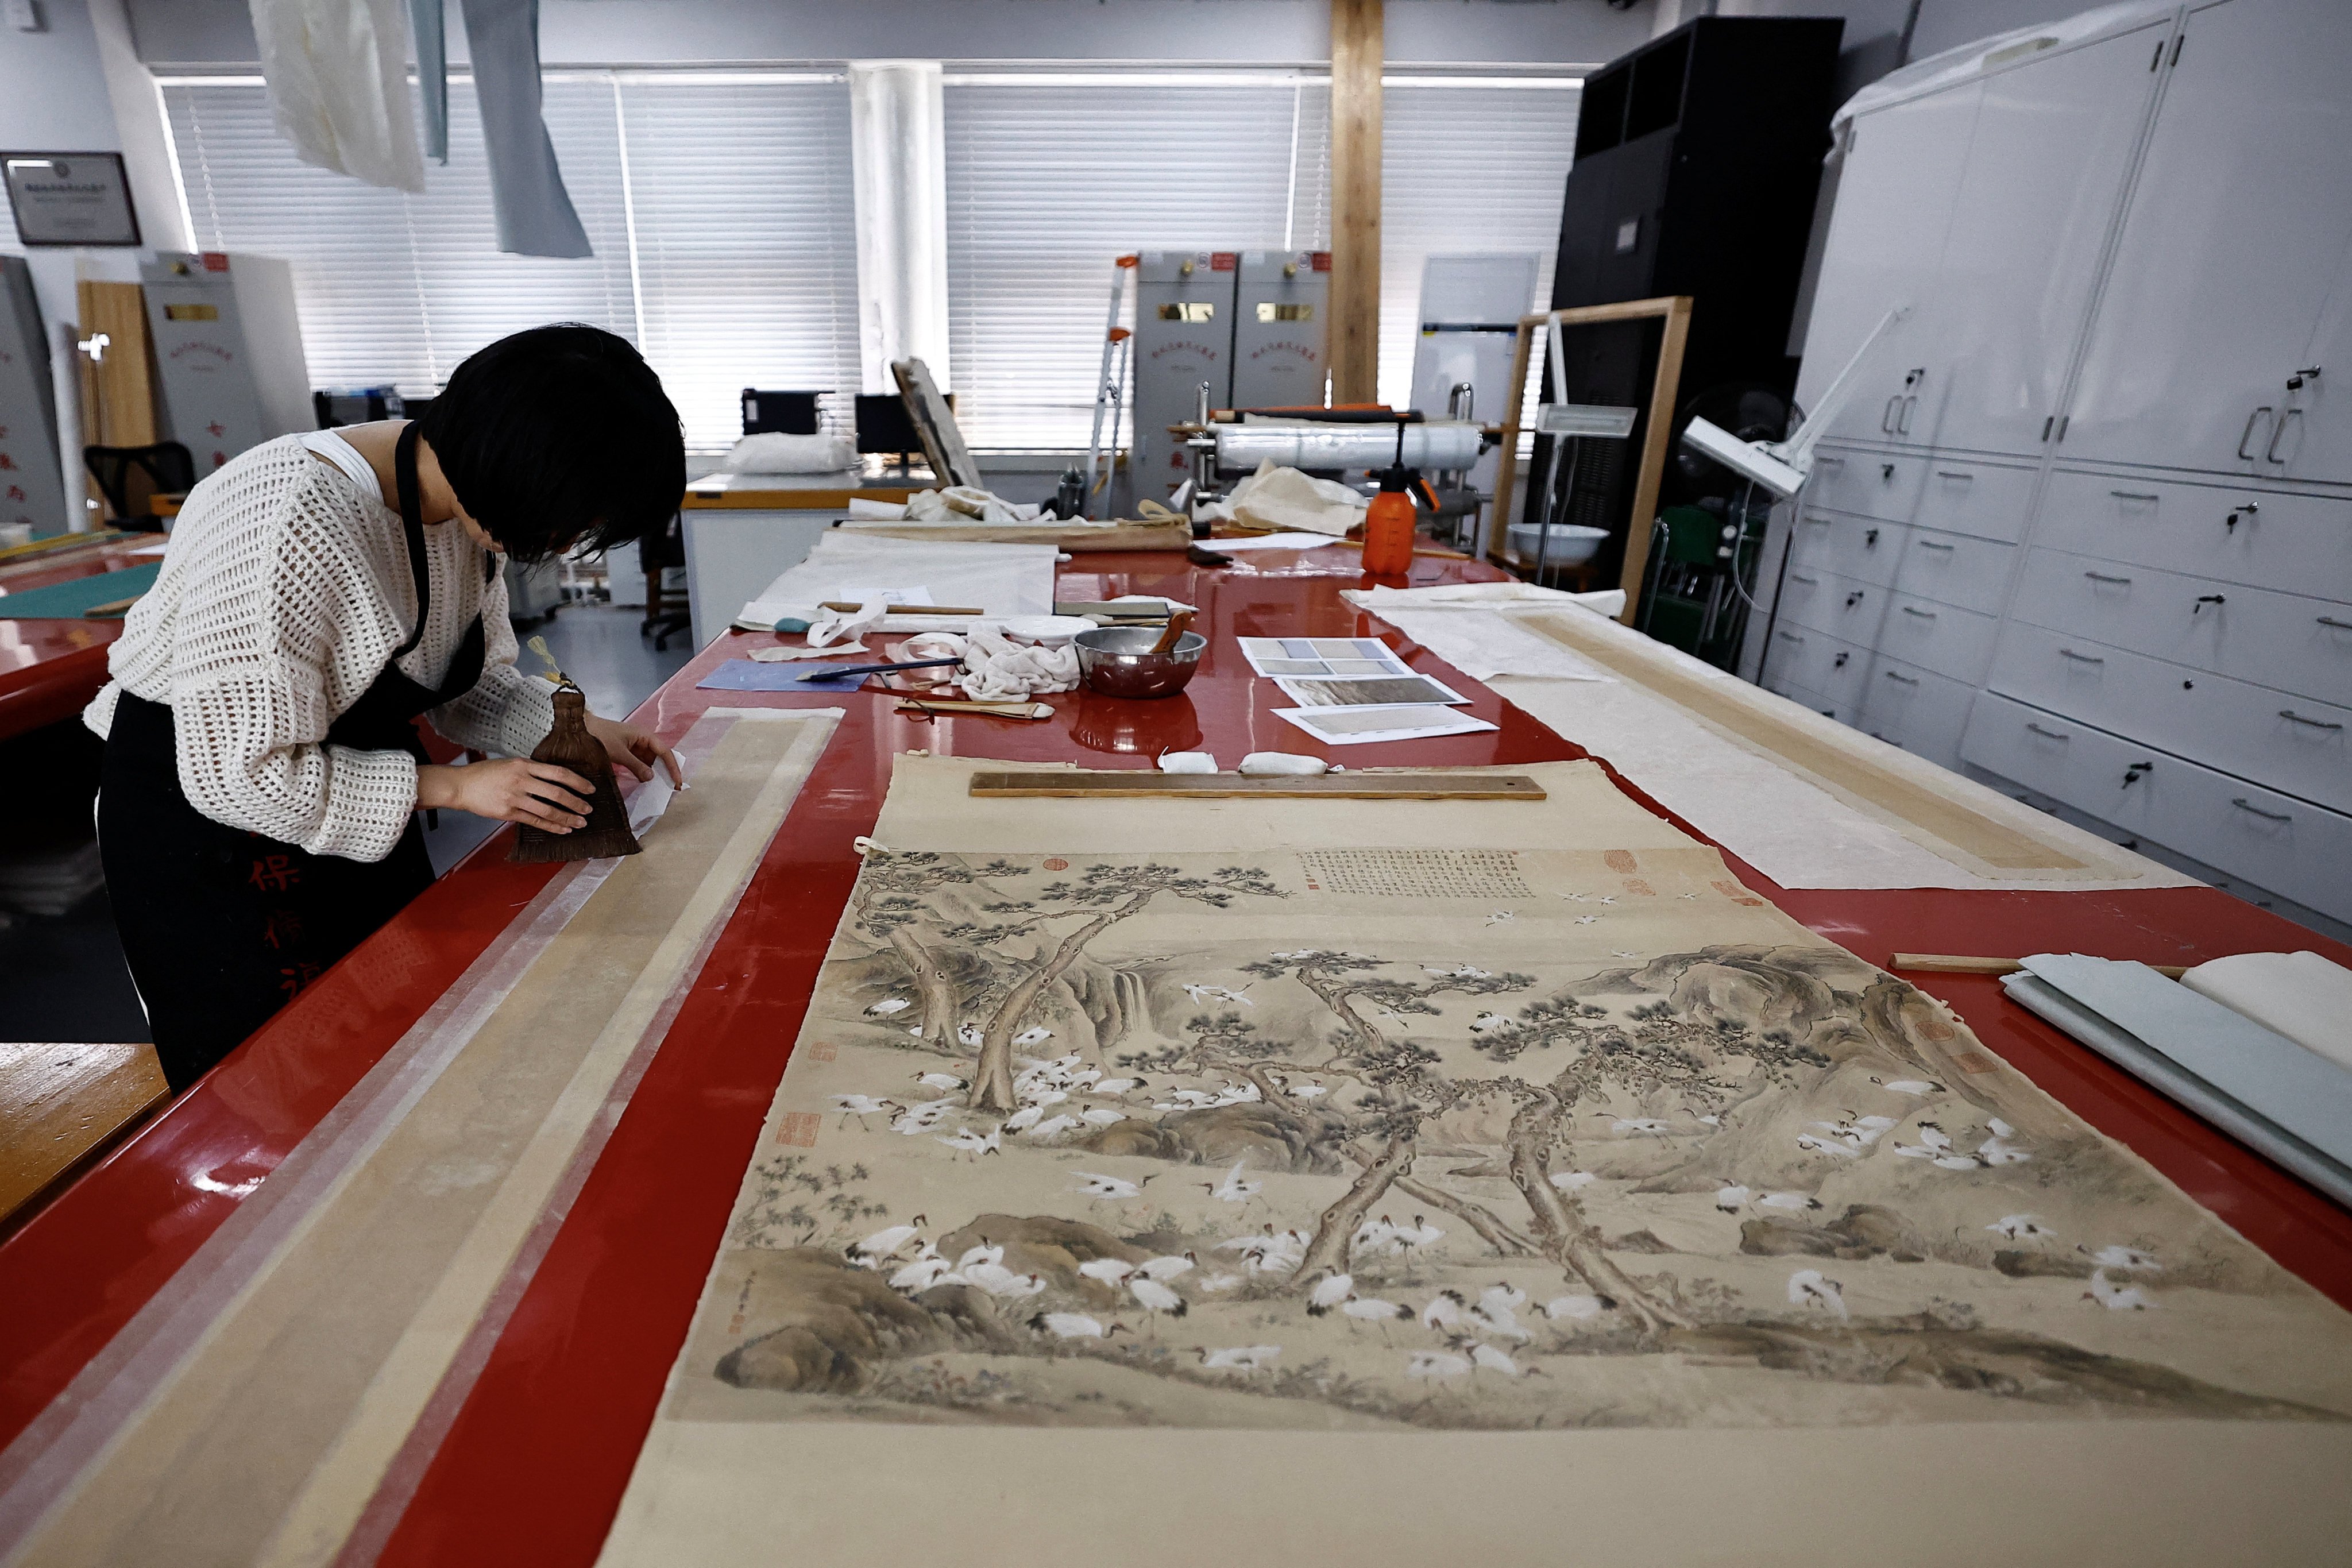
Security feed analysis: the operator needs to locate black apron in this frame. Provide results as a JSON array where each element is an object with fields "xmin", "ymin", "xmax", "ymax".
[{"xmin": 101, "ymin": 426, "xmax": 495, "ymax": 1091}]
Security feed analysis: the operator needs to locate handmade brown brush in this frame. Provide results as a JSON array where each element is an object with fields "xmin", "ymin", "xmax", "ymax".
[{"xmin": 509, "ymin": 681, "xmax": 643, "ymax": 863}]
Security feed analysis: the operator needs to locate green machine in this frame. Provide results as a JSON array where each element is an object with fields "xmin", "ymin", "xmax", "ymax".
[{"xmin": 1636, "ymin": 384, "xmax": 1791, "ymax": 669}]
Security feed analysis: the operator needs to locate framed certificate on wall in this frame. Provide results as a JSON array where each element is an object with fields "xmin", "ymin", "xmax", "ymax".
[{"xmin": 3, "ymin": 152, "xmax": 141, "ymax": 246}]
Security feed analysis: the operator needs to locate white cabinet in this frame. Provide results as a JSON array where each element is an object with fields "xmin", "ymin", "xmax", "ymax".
[
  {"xmin": 1925, "ymin": 17, "xmax": 2172, "ymax": 457},
  {"xmin": 1753, "ymin": 0, "xmax": 2352, "ymax": 921},
  {"xmin": 1798, "ymin": 86, "xmax": 1983, "ymax": 449},
  {"xmin": 2061, "ymin": 0, "xmax": 2352, "ymax": 476}
]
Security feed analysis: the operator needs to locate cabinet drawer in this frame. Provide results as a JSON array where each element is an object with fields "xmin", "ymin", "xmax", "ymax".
[
  {"xmin": 1777, "ymin": 565, "xmax": 1888, "ymax": 645},
  {"xmin": 1963, "ymin": 692, "xmax": 2352, "ymax": 924},
  {"xmin": 1874, "ymin": 589, "xmax": 1999, "ymax": 684},
  {"xmin": 1789, "ymin": 507, "xmax": 1905, "ymax": 588},
  {"xmin": 1891, "ymin": 527, "xmax": 2016, "ymax": 615},
  {"xmin": 1761, "ymin": 621, "xmax": 1872, "ymax": 709},
  {"xmin": 1988, "ymin": 622, "xmax": 2352, "ymax": 812},
  {"xmin": 1909, "ymin": 459, "xmax": 2037, "ymax": 543},
  {"xmin": 1766, "ymin": 676, "xmax": 1859, "ymax": 728},
  {"xmin": 2010, "ymin": 547, "xmax": 2352, "ymax": 709},
  {"xmin": 2035, "ymin": 469, "xmax": 2352, "ymax": 602},
  {"xmin": 1857, "ymin": 654, "xmax": 1975, "ymax": 771},
  {"xmin": 1959, "ymin": 691, "xmax": 2164, "ymax": 841},
  {"xmin": 1805, "ymin": 447, "xmax": 1928, "ymax": 526}
]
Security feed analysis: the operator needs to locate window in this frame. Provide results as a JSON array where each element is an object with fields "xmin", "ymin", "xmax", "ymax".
[
  {"xmin": 942, "ymin": 71, "xmax": 1331, "ymax": 452},
  {"xmin": 154, "ymin": 64, "xmax": 1573, "ymax": 456},
  {"xmin": 160, "ymin": 71, "xmax": 860, "ymax": 451},
  {"xmin": 1378, "ymin": 77, "xmax": 1582, "ymax": 413},
  {"xmin": 612, "ymin": 75, "xmax": 861, "ymax": 448}
]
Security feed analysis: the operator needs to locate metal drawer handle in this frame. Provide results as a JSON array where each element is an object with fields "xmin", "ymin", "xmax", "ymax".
[
  {"xmin": 1800, "ymin": 513, "xmax": 1832, "ymax": 526},
  {"xmin": 1789, "ymin": 573, "xmax": 1820, "ymax": 585},
  {"xmin": 1882, "ymin": 396, "xmax": 1899, "ymax": 434},
  {"xmin": 1936, "ymin": 469, "xmax": 1974, "ymax": 481},
  {"xmin": 2108, "ymin": 490, "xmax": 2160, "ymax": 503},
  {"xmin": 1776, "ymin": 631, "xmax": 1806, "ymax": 643},
  {"xmin": 2083, "ymin": 571, "xmax": 2131, "ymax": 584},
  {"xmin": 2025, "ymin": 723, "xmax": 2069, "ymax": 740},
  {"xmin": 1815, "ymin": 454, "xmax": 1847, "ymax": 467},
  {"xmin": 1901, "ymin": 605, "xmax": 1937, "ymax": 619},
  {"xmin": 1914, "ymin": 540, "xmax": 1955, "ymax": 553},
  {"xmin": 2278, "ymin": 709, "xmax": 2345, "ymax": 731},
  {"xmin": 1883, "ymin": 670, "xmax": 1920, "ymax": 685},
  {"xmin": 2057, "ymin": 648, "xmax": 2106, "ymax": 664},
  {"xmin": 2238, "ymin": 406, "xmax": 2273, "ymax": 460},
  {"xmin": 2320, "ymin": 615, "xmax": 2352, "ymax": 630},
  {"xmin": 1898, "ymin": 396, "xmax": 1918, "ymax": 435},
  {"xmin": 2266, "ymin": 407, "xmax": 2301, "ymax": 464},
  {"xmin": 2231, "ymin": 797, "xmax": 2292, "ymax": 823}
]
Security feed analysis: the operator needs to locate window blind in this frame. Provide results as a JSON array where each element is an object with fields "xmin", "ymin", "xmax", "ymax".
[
  {"xmin": 160, "ymin": 72, "xmax": 859, "ymax": 451},
  {"xmin": 164, "ymin": 77, "xmax": 636, "ymax": 397},
  {"xmin": 1378, "ymin": 79, "xmax": 1582, "ymax": 414},
  {"xmin": 941, "ymin": 72, "xmax": 1329, "ymax": 452},
  {"xmin": 613, "ymin": 76, "xmax": 861, "ymax": 448}
]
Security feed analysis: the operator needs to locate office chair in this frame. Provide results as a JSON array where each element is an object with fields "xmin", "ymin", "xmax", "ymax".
[
  {"xmin": 84, "ymin": 443, "xmax": 196, "ymax": 531},
  {"xmin": 639, "ymin": 509, "xmax": 691, "ymax": 651}
]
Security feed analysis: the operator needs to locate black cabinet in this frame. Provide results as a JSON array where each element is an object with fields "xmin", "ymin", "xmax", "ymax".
[{"xmin": 1551, "ymin": 15, "xmax": 1844, "ymax": 401}]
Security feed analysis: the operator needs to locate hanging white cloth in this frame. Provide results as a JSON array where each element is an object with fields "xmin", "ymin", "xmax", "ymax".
[
  {"xmin": 247, "ymin": 0, "xmax": 426, "ymax": 193},
  {"xmin": 459, "ymin": 0, "xmax": 593, "ymax": 258}
]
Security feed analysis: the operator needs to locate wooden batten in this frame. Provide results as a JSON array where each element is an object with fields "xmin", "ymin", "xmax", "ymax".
[{"xmin": 1328, "ymin": 0, "xmax": 1382, "ymax": 404}]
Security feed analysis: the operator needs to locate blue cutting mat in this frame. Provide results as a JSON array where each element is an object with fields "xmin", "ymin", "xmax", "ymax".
[
  {"xmin": 695, "ymin": 658, "xmax": 859, "ymax": 692},
  {"xmin": 0, "ymin": 561, "xmax": 162, "ymax": 619}
]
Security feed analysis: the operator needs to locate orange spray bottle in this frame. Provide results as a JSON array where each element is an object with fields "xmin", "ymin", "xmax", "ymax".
[{"xmin": 1359, "ymin": 418, "xmax": 1418, "ymax": 576}]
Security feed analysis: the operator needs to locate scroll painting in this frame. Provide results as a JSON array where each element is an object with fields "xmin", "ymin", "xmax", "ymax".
[{"xmin": 603, "ymin": 760, "xmax": 2352, "ymax": 1565}]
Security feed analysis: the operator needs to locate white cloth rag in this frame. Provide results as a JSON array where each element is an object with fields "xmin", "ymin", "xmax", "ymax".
[
  {"xmin": 1239, "ymin": 752, "xmax": 1331, "ymax": 775},
  {"xmin": 1216, "ymin": 460, "xmax": 1369, "ymax": 537},
  {"xmin": 249, "ymin": 0, "xmax": 426, "ymax": 192},
  {"xmin": 904, "ymin": 486, "xmax": 1042, "ymax": 524},
  {"xmin": 902, "ymin": 629, "xmax": 1080, "ymax": 700},
  {"xmin": 1158, "ymin": 751, "xmax": 1219, "ymax": 774},
  {"xmin": 806, "ymin": 600, "xmax": 890, "ymax": 648}
]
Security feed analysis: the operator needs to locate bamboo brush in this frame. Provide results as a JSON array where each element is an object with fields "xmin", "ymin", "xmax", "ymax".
[{"xmin": 510, "ymin": 681, "xmax": 643, "ymax": 863}]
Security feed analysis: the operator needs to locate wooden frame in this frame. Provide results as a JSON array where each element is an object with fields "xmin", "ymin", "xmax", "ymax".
[{"xmin": 1487, "ymin": 296, "xmax": 1693, "ymax": 626}]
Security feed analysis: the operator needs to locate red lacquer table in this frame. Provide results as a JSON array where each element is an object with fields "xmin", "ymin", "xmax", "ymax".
[
  {"xmin": 0, "ymin": 535, "xmax": 155, "ymax": 743},
  {"xmin": 3, "ymin": 544, "xmax": 2346, "ymax": 1566}
]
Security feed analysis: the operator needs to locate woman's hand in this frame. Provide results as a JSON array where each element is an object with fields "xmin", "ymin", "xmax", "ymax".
[
  {"xmin": 417, "ymin": 759, "xmax": 594, "ymax": 834},
  {"xmin": 585, "ymin": 712, "xmax": 685, "ymax": 787}
]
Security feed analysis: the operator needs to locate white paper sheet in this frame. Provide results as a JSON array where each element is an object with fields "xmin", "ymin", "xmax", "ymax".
[
  {"xmin": 2180, "ymin": 951, "xmax": 2352, "ymax": 1071},
  {"xmin": 1270, "ymin": 703, "xmax": 1500, "ymax": 746},
  {"xmin": 1362, "ymin": 605, "xmax": 1612, "ymax": 681},
  {"xmin": 2017, "ymin": 955, "xmax": 2352, "ymax": 1194},
  {"xmin": 1206, "ymin": 531, "xmax": 1349, "ymax": 551},
  {"xmin": 735, "ymin": 535, "xmax": 1056, "ymax": 631},
  {"xmin": 1237, "ymin": 636, "xmax": 1414, "ymax": 680}
]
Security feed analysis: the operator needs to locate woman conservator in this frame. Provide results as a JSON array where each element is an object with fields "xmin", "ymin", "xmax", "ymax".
[{"xmin": 86, "ymin": 323, "xmax": 686, "ymax": 1090}]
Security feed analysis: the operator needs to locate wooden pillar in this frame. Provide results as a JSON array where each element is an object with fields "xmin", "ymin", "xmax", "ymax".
[{"xmin": 1328, "ymin": 0, "xmax": 1382, "ymax": 405}]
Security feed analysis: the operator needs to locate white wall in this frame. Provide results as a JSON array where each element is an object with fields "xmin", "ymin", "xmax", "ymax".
[{"xmin": 127, "ymin": 0, "xmax": 1659, "ymax": 68}]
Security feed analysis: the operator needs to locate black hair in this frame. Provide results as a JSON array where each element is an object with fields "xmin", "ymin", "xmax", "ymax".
[{"xmin": 418, "ymin": 323, "xmax": 684, "ymax": 563}]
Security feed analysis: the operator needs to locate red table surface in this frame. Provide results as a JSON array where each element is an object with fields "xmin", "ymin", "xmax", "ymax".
[
  {"xmin": 0, "ymin": 536, "xmax": 155, "ymax": 741},
  {"xmin": 2, "ymin": 547, "xmax": 2347, "ymax": 1568}
]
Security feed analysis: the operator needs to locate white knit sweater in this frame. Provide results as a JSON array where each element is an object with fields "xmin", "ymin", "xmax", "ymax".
[{"xmin": 85, "ymin": 434, "xmax": 555, "ymax": 862}]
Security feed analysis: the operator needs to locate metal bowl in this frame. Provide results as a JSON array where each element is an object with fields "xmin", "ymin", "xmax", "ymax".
[{"xmin": 1073, "ymin": 625, "xmax": 1207, "ymax": 699}]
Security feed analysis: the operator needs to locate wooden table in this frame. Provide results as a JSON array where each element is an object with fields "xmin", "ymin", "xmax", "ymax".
[
  {"xmin": 1, "ymin": 540, "xmax": 2345, "ymax": 1567},
  {"xmin": 0, "ymin": 1044, "xmax": 168, "ymax": 1238},
  {"xmin": 0, "ymin": 534, "xmax": 158, "ymax": 742}
]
